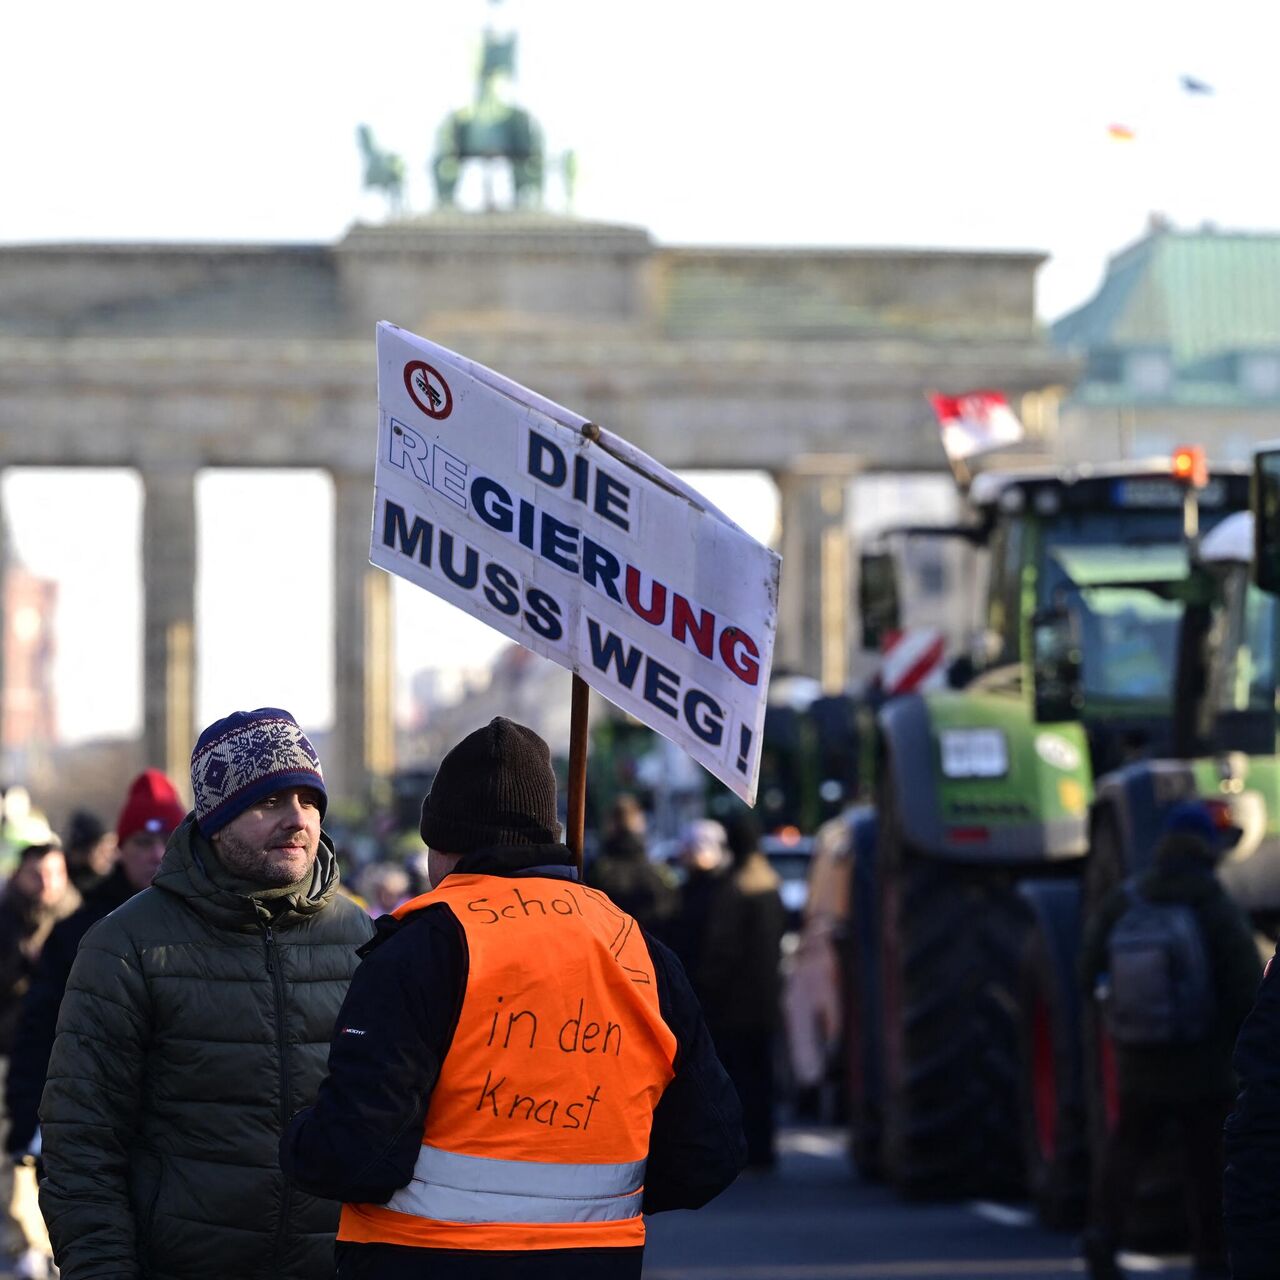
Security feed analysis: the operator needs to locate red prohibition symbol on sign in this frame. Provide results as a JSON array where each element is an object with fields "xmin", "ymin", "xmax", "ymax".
[{"xmin": 404, "ymin": 361, "xmax": 453, "ymax": 420}]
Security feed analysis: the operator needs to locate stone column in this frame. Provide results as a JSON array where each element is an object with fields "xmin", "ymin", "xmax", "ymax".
[
  {"xmin": 141, "ymin": 467, "xmax": 196, "ymax": 791},
  {"xmin": 774, "ymin": 464, "xmax": 855, "ymax": 689},
  {"xmin": 331, "ymin": 471, "xmax": 394, "ymax": 805}
]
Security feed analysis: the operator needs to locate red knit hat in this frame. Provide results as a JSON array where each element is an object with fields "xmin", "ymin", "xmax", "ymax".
[{"xmin": 116, "ymin": 769, "xmax": 187, "ymax": 845}]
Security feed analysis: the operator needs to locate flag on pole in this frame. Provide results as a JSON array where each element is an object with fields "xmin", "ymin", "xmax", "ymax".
[{"xmin": 928, "ymin": 390, "xmax": 1025, "ymax": 461}]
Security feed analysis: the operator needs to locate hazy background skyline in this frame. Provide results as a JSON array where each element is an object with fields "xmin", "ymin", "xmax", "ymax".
[
  {"xmin": 3, "ymin": 0, "xmax": 1276, "ymax": 743},
  {"xmin": 7, "ymin": 0, "xmax": 1275, "ymax": 317}
]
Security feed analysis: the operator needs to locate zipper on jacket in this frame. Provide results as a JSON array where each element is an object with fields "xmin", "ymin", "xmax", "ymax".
[{"xmin": 262, "ymin": 920, "xmax": 292, "ymax": 1273}]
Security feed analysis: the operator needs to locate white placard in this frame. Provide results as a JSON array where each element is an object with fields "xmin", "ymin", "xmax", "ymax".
[{"xmin": 370, "ymin": 323, "xmax": 780, "ymax": 804}]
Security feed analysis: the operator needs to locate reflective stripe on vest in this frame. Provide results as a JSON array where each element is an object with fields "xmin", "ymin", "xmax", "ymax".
[{"xmin": 384, "ymin": 1144, "xmax": 646, "ymax": 1224}]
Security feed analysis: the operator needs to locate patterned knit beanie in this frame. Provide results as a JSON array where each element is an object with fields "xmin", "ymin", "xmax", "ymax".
[
  {"xmin": 419, "ymin": 717, "xmax": 560, "ymax": 852},
  {"xmin": 191, "ymin": 708, "xmax": 326, "ymax": 837}
]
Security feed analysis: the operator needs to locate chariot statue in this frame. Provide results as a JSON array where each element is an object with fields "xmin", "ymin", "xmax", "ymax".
[{"xmin": 431, "ymin": 13, "xmax": 545, "ymax": 210}]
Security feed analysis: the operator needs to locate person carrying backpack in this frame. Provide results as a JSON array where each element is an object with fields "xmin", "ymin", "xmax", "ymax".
[{"xmin": 1079, "ymin": 800, "xmax": 1261, "ymax": 1280}]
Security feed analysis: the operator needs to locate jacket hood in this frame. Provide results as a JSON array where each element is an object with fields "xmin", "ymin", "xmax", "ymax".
[
  {"xmin": 152, "ymin": 813, "xmax": 343, "ymax": 931},
  {"xmin": 453, "ymin": 842, "xmax": 576, "ymax": 877}
]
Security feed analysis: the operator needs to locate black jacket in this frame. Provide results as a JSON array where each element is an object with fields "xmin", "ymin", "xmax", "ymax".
[
  {"xmin": 1224, "ymin": 944, "xmax": 1280, "ymax": 1279},
  {"xmin": 6, "ymin": 864, "xmax": 138, "ymax": 1155},
  {"xmin": 282, "ymin": 844, "xmax": 745, "ymax": 1280},
  {"xmin": 1079, "ymin": 840, "xmax": 1261, "ymax": 1102},
  {"xmin": 0, "ymin": 882, "xmax": 80, "ymax": 1055},
  {"xmin": 585, "ymin": 832, "xmax": 677, "ymax": 939},
  {"xmin": 692, "ymin": 851, "xmax": 786, "ymax": 1037}
]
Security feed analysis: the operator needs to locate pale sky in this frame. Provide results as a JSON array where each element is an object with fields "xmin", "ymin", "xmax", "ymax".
[
  {"xmin": 6, "ymin": 0, "xmax": 1278, "ymax": 315},
  {"xmin": 3, "ymin": 0, "xmax": 1279, "ymax": 742}
]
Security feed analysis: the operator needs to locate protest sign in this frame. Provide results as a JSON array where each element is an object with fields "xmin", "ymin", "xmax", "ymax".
[{"xmin": 370, "ymin": 323, "xmax": 780, "ymax": 804}]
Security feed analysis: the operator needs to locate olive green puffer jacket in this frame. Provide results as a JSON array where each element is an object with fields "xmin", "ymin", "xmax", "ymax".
[{"xmin": 39, "ymin": 815, "xmax": 374, "ymax": 1280}]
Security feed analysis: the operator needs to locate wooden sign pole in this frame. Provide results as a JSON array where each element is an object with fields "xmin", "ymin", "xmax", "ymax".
[{"xmin": 567, "ymin": 674, "xmax": 590, "ymax": 875}]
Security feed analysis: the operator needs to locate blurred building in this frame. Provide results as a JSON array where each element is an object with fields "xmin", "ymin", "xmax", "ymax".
[
  {"xmin": 1053, "ymin": 219, "xmax": 1280, "ymax": 463},
  {"xmin": 0, "ymin": 551, "xmax": 147, "ymax": 829},
  {"xmin": 2, "ymin": 559, "xmax": 57, "ymax": 786},
  {"xmin": 0, "ymin": 217, "xmax": 1073, "ymax": 802},
  {"xmin": 409, "ymin": 643, "xmax": 574, "ymax": 766}
]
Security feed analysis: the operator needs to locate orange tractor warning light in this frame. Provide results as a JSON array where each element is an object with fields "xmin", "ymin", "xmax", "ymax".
[{"xmin": 1172, "ymin": 445, "xmax": 1209, "ymax": 489}]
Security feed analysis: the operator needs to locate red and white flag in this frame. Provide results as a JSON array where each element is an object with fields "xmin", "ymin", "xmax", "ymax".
[{"xmin": 928, "ymin": 390, "xmax": 1024, "ymax": 461}]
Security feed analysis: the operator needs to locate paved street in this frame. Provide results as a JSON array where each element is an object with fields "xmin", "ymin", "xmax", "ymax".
[
  {"xmin": 3, "ymin": 1125, "xmax": 1206, "ymax": 1279},
  {"xmin": 644, "ymin": 1126, "xmax": 1199, "ymax": 1280}
]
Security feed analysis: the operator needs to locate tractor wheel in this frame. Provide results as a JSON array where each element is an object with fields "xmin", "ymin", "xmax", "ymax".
[
  {"xmin": 972, "ymin": 889, "xmax": 1032, "ymax": 1201},
  {"xmin": 876, "ymin": 763, "xmax": 1025, "ymax": 1199},
  {"xmin": 1017, "ymin": 892, "xmax": 1087, "ymax": 1229}
]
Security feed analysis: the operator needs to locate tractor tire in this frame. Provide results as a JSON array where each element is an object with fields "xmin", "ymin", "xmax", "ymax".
[
  {"xmin": 1017, "ymin": 882, "xmax": 1088, "ymax": 1229},
  {"xmin": 1081, "ymin": 810, "xmax": 1187, "ymax": 1252},
  {"xmin": 972, "ymin": 890, "xmax": 1032, "ymax": 1201},
  {"xmin": 876, "ymin": 762, "xmax": 1026, "ymax": 1200}
]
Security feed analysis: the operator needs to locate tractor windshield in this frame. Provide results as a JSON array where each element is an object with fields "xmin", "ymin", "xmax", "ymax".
[
  {"xmin": 1070, "ymin": 586, "xmax": 1183, "ymax": 703},
  {"xmin": 1038, "ymin": 509, "xmax": 1198, "ymax": 715}
]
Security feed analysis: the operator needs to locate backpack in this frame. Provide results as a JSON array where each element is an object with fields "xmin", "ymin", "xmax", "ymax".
[{"xmin": 1102, "ymin": 880, "xmax": 1215, "ymax": 1045}]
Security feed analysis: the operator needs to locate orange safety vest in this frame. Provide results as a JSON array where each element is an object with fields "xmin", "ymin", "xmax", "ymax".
[{"xmin": 338, "ymin": 873, "xmax": 677, "ymax": 1252}]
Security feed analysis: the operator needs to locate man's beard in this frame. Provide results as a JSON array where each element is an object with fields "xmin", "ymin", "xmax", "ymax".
[{"xmin": 215, "ymin": 828, "xmax": 317, "ymax": 888}]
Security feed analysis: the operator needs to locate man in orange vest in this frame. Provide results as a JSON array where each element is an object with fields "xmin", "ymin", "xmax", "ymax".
[{"xmin": 282, "ymin": 717, "xmax": 745, "ymax": 1278}]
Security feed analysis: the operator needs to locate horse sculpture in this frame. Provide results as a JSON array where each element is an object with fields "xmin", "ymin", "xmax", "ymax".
[
  {"xmin": 431, "ymin": 28, "xmax": 545, "ymax": 210},
  {"xmin": 356, "ymin": 124, "xmax": 406, "ymax": 217}
]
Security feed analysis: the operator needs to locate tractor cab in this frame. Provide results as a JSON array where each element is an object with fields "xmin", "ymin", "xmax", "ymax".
[
  {"xmin": 993, "ymin": 456, "xmax": 1250, "ymax": 772},
  {"xmin": 1183, "ymin": 509, "xmax": 1278, "ymax": 760},
  {"xmin": 1087, "ymin": 444, "xmax": 1280, "ymax": 927}
]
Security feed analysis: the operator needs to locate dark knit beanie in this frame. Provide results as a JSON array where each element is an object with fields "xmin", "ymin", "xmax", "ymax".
[
  {"xmin": 420, "ymin": 717, "xmax": 560, "ymax": 852},
  {"xmin": 191, "ymin": 708, "xmax": 327, "ymax": 837},
  {"xmin": 67, "ymin": 809, "xmax": 106, "ymax": 853}
]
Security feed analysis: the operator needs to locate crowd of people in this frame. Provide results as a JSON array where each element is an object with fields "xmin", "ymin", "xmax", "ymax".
[
  {"xmin": 12, "ymin": 706, "xmax": 1280, "ymax": 1280},
  {"xmin": 0, "ymin": 710, "xmax": 760, "ymax": 1279},
  {"xmin": 587, "ymin": 801, "xmax": 789, "ymax": 1171},
  {"xmin": 0, "ymin": 769, "xmax": 189, "ymax": 1277}
]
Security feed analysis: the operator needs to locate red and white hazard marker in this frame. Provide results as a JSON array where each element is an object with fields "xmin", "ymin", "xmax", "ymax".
[{"xmin": 880, "ymin": 627, "xmax": 947, "ymax": 697}]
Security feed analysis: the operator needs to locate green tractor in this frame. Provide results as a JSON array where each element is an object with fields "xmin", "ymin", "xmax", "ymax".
[
  {"xmin": 586, "ymin": 683, "xmax": 860, "ymax": 848},
  {"xmin": 1016, "ymin": 444, "xmax": 1280, "ymax": 1237},
  {"xmin": 841, "ymin": 454, "xmax": 1250, "ymax": 1200}
]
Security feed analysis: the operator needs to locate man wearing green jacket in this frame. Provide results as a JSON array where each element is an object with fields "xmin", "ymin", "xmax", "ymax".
[{"xmin": 39, "ymin": 708, "xmax": 375, "ymax": 1280}]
